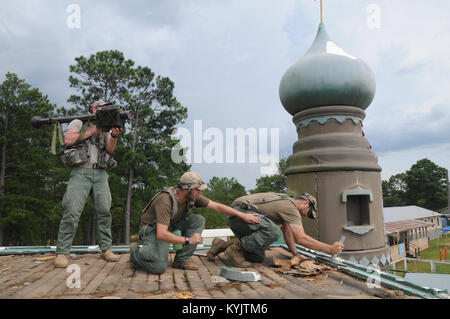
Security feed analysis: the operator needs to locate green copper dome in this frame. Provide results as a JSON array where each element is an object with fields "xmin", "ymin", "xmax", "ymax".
[{"xmin": 279, "ymin": 23, "xmax": 376, "ymax": 116}]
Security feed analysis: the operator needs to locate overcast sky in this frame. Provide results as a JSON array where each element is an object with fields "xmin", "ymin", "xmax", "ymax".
[{"xmin": 1, "ymin": 0, "xmax": 450, "ymax": 190}]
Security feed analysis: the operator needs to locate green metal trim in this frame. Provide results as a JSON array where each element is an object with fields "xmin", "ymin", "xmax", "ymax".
[
  {"xmin": 0, "ymin": 244, "xmax": 212, "ymax": 255},
  {"xmin": 270, "ymin": 243, "xmax": 448, "ymax": 299},
  {"xmin": 296, "ymin": 115, "xmax": 362, "ymax": 129}
]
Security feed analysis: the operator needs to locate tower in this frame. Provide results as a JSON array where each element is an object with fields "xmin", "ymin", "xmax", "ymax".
[{"xmin": 279, "ymin": 23, "xmax": 390, "ymax": 267}]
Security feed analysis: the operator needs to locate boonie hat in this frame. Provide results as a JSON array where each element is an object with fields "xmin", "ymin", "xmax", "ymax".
[
  {"xmin": 92, "ymin": 100, "xmax": 109, "ymax": 108},
  {"xmin": 297, "ymin": 192, "xmax": 318, "ymax": 219},
  {"xmin": 179, "ymin": 171, "xmax": 207, "ymax": 191},
  {"xmin": 89, "ymin": 100, "xmax": 111, "ymax": 112}
]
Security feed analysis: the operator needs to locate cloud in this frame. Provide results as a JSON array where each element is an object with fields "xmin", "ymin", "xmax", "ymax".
[{"xmin": 1, "ymin": 0, "xmax": 450, "ymax": 188}]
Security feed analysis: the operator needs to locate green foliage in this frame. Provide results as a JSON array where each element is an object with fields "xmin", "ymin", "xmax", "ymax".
[
  {"xmin": 68, "ymin": 50, "xmax": 135, "ymax": 110},
  {"xmin": 382, "ymin": 159, "xmax": 448, "ymax": 211},
  {"xmin": 249, "ymin": 158, "xmax": 287, "ymax": 194},
  {"xmin": 192, "ymin": 176, "xmax": 247, "ymax": 229},
  {"xmin": 382, "ymin": 173, "xmax": 407, "ymax": 207},
  {"xmin": 0, "ymin": 72, "xmax": 64, "ymax": 245},
  {"xmin": 68, "ymin": 50, "xmax": 190, "ymax": 242}
]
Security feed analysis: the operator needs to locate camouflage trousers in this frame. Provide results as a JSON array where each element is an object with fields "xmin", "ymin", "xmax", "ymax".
[
  {"xmin": 130, "ymin": 213, "xmax": 205, "ymax": 274},
  {"xmin": 56, "ymin": 167, "xmax": 113, "ymax": 254},
  {"xmin": 228, "ymin": 206, "xmax": 282, "ymax": 263}
]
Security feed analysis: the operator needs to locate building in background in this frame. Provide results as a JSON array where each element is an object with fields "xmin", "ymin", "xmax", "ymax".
[{"xmin": 384, "ymin": 206, "xmax": 444, "ymax": 262}]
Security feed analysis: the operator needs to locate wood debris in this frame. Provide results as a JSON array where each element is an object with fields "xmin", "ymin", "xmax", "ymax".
[
  {"xmin": 271, "ymin": 255, "xmax": 336, "ymax": 277},
  {"xmin": 176, "ymin": 291, "xmax": 195, "ymax": 299},
  {"xmin": 33, "ymin": 256, "xmax": 56, "ymax": 261}
]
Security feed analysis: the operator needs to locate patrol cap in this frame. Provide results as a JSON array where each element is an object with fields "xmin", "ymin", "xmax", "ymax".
[
  {"xmin": 297, "ymin": 192, "xmax": 318, "ymax": 219},
  {"xmin": 179, "ymin": 171, "xmax": 208, "ymax": 191}
]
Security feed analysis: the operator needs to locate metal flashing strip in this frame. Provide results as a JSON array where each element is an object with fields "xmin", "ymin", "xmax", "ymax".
[
  {"xmin": 0, "ymin": 244, "xmax": 212, "ymax": 255},
  {"xmin": 270, "ymin": 243, "xmax": 449, "ymax": 299}
]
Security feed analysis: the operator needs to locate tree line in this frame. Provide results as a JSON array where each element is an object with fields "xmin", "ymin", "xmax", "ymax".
[
  {"xmin": 382, "ymin": 158, "xmax": 448, "ymax": 211},
  {"xmin": 1, "ymin": 50, "xmax": 447, "ymax": 247},
  {"xmin": 0, "ymin": 50, "xmax": 289, "ymax": 247},
  {"xmin": 0, "ymin": 50, "xmax": 190, "ymax": 246}
]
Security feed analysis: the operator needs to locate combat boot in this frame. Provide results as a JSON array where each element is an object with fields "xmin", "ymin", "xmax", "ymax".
[
  {"xmin": 129, "ymin": 242, "xmax": 139, "ymax": 253},
  {"xmin": 172, "ymin": 259, "xmax": 199, "ymax": 271},
  {"xmin": 101, "ymin": 250, "xmax": 120, "ymax": 262},
  {"xmin": 207, "ymin": 237, "xmax": 233, "ymax": 261},
  {"xmin": 54, "ymin": 254, "xmax": 69, "ymax": 268},
  {"xmin": 223, "ymin": 238, "xmax": 252, "ymax": 268}
]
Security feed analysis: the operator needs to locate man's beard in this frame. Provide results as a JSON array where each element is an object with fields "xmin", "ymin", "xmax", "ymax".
[{"xmin": 187, "ymin": 192, "xmax": 198, "ymax": 201}]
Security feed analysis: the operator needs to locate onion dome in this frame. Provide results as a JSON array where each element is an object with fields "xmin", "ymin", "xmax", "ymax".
[{"xmin": 279, "ymin": 23, "xmax": 376, "ymax": 116}]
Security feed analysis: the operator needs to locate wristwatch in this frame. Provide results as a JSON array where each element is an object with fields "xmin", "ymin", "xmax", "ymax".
[{"xmin": 185, "ymin": 237, "xmax": 190, "ymax": 245}]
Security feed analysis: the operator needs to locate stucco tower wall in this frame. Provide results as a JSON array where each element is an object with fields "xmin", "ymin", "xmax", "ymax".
[{"xmin": 287, "ymin": 170, "xmax": 386, "ymax": 251}]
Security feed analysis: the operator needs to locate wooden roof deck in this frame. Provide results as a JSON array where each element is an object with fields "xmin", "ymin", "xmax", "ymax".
[{"xmin": 0, "ymin": 247, "xmax": 411, "ymax": 299}]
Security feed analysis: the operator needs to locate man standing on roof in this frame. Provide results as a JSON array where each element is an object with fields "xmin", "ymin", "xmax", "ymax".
[
  {"xmin": 54, "ymin": 100, "xmax": 123, "ymax": 268},
  {"xmin": 207, "ymin": 192, "xmax": 344, "ymax": 267},
  {"xmin": 129, "ymin": 171, "xmax": 261, "ymax": 274}
]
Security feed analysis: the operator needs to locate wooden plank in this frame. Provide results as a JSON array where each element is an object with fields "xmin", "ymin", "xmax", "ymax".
[
  {"xmin": 82, "ymin": 259, "xmax": 118, "ymax": 294},
  {"xmin": 64, "ymin": 256, "xmax": 107, "ymax": 296},
  {"xmin": 146, "ymin": 273, "xmax": 160, "ymax": 293},
  {"xmin": 173, "ymin": 268, "xmax": 189, "ymax": 291},
  {"xmin": 208, "ymin": 288, "xmax": 226, "ymax": 299},
  {"xmin": 14, "ymin": 266, "xmax": 72, "ymax": 298},
  {"xmin": 236, "ymin": 282, "xmax": 261, "ymax": 299},
  {"xmin": 116, "ymin": 257, "xmax": 136, "ymax": 293},
  {"xmin": 46, "ymin": 255, "xmax": 97, "ymax": 297},
  {"xmin": 184, "ymin": 259, "xmax": 210, "ymax": 298},
  {"xmin": 12, "ymin": 261, "xmax": 63, "ymax": 298},
  {"xmin": 2, "ymin": 261, "xmax": 56, "ymax": 298},
  {"xmin": 191, "ymin": 256, "xmax": 216, "ymax": 291},
  {"xmin": 159, "ymin": 254, "xmax": 175, "ymax": 292},
  {"xmin": 197, "ymin": 257, "xmax": 226, "ymax": 298},
  {"xmin": 129, "ymin": 268, "xmax": 149, "ymax": 292},
  {"xmin": 0, "ymin": 258, "xmax": 54, "ymax": 291},
  {"xmin": 0, "ymin": 255, "xmax": 35, "ymax": 278},
  {"xmin": 0, "ymin": 255, "xmax": 46, "ymax": 285},
  {"xmin": 97, "ymin": 255, "xmax": 129, "ymax": 292},
  {"xmin": 281, "ymin": 273, "xmax": 329, "ymax": 298}
]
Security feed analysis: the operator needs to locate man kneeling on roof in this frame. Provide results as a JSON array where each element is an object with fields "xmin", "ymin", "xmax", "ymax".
[
  {"xmin": 129, "ymin": 171, "xmax": 261, "ymax": 274},
  {"xmin": 207, "ymin": 192, "xmax": 344, "ymax": 267}
]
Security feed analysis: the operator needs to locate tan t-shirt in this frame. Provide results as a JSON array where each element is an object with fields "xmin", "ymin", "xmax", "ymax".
[
  {"xmin": 141, "ymin": 192, "xmax": 210, "ymax": 227},
  {"xmin": 232, "ymin": 193, "xmax": 302, "ymax": 225}
]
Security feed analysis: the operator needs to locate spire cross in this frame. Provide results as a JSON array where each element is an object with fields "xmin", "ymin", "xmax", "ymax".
[{"xmin": 320, "ymin": 0, "xmax": 323, "ymax": 23}]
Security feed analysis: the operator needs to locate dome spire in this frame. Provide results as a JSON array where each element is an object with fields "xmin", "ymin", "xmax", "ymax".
[
  {"xmin": 279, "ymin": 21, "xmax": 376, "ymax": 116},
  {"xmin": 320, "ymin": 0, "xmax": 323, "ymax": 24}
]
